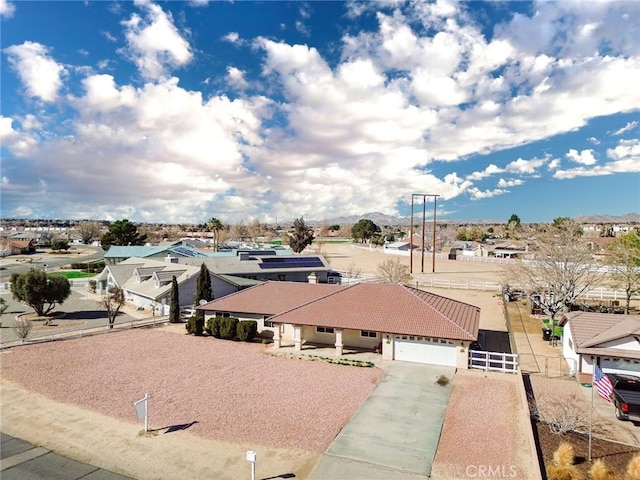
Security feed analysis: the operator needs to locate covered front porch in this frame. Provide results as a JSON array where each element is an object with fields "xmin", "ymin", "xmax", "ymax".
[{"xmin": 271, "ymin": 323, "xmax": 394, "ymax": 360}]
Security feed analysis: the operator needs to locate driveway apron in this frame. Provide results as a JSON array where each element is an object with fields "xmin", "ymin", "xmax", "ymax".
[{"xmin": 310, "ymin": 362, "xmax": 455, "ymax": 479}]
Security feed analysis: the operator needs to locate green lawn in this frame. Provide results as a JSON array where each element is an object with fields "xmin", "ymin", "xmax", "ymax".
[
  {"xmin": 49, "ymin": 271, "xmax": 96, "ymax": 279},
  {"xmin": 541, "ymin": 318, "xmax": 564, "ymax": 337}
]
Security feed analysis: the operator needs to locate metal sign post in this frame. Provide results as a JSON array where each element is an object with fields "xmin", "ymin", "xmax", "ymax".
[
  {"xmin": 134, "ymin": 393, "xmax": 151, "ymax": 432},
  {"xmin": 246, "ymin": 451, "xmax": 256, "ymax": 480}
]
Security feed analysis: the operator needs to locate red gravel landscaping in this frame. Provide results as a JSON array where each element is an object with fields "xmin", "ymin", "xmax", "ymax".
[{"xmin": 0, "ymin": 328, "xmax": 383, "ymax": 452}]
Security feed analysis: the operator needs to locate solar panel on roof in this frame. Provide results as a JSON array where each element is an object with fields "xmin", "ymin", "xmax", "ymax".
[
  {"xmin": 170, "ymin": 246, "xmax": 205, "ymax": 257},
  {"xmin": 259, "ymin": 257, "xmax": 324, "ymax": 269}
]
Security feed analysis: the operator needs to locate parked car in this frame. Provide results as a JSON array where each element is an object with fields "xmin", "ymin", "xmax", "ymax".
[{"xmin": 609, "ymin": 373, "xmax": 640, "ymax": 421}]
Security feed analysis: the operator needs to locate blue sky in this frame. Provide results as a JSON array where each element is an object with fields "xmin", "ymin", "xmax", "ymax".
[{"xmin": 1, "ymin": 0, "xmax": 639, "ymax": 225}]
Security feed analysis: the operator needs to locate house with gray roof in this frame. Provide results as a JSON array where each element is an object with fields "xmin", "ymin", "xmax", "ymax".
[
  {"xmin": 96, "ymin": 256, "xmax": 261, "ymax": 314},
  {"xmin": 559, "ymin": 312, "xmax": 640, "ymax": 376},
  {"xmin": 104, "ymin": 244, "xmax": 210, "ymax": 264},
  {"xmin": 198, "ymin": 281, "xmax": 480, "ymax": 368},
  {"xmin": 177, "ymin": 251, "xmax": 337, "ymax": 284}
]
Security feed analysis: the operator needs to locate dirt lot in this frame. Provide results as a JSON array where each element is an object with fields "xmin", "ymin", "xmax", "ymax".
[{"xmin": 1, "ymin": 325, "xmax": 382, "ymax": 479}]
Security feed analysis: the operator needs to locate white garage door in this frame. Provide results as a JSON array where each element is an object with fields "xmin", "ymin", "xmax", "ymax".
[{"xmin": 394, "ymin": 336, "xmax": 457, "ymax": 366}]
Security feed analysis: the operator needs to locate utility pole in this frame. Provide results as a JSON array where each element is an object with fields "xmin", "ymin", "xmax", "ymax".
[{"xmin": 409, "ymin": 194, "xmax": 440, "ymax": 274}]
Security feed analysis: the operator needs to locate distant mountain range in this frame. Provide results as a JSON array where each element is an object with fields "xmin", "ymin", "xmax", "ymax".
[{"xmin": 310, "ymin": 212, "xmax": 640, "ymax": 227}]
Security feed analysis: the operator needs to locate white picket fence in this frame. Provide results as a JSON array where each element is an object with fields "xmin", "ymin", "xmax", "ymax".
[{"xmin": 468, "ymin": 350, "xmax": 519, "ymax": 373}]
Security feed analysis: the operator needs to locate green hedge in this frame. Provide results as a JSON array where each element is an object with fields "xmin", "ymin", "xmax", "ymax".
[
  {"xmin": 70, "ymin": 261, "xmax": 105, "ymax": 273},
  {"xmin": 236, "ymin": 320, "xmax": 257, "ymax": 342},
  {"xmin": 185, "ymin": 316, "xmax": 204, "ymax": 336},
  {"xmin": 205, "ymin": 316, "xmax": 222, "ymax": 338},
  {"xmin": 219, "ymin": 317, "xmax": 238, "ymax": 340}
]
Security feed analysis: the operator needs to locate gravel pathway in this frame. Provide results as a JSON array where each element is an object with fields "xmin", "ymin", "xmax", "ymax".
[{"xmin": 1, "ymin": 328, "xmax": 383, "ymax": 452}]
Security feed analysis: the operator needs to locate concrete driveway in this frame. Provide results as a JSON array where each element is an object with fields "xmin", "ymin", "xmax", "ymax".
[{"xmin": 310, "ymin": 362, "xmax": 455, "ymax": 479}]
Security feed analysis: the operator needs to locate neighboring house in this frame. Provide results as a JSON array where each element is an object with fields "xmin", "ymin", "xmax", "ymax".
[
  {"xmin": 198, "ymin": 281, "xmax": 480, "ymax": 368},
  {"xmin": 96, "ymin": 256, "xmax": 263, "ymax": 312},
  {"xmin": 559, "ymin": 312, "xmax": 640, "ymax": 376},
  {"xmin": 486, "ymin": 241, "xmax": 528, "ymax": 259},
  {"xmin": 104, "ymin": 245, "xmax": 210, "ymax": 264},
  {"xmin": 178, "ymin": 251, "xmax": 337, "ymax": 284},
  {"xmin": 383, "ymin": 241, "xmax": 411, "ymax": 254},
  {"xmin": 0, "ymin": 238, "xmax": 36, "ymax": 256}
]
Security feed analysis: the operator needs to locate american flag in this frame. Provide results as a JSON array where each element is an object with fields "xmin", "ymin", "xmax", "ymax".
[{"xmin": 594, "ymin": 365, "xmax": 613, "ymax": 402}]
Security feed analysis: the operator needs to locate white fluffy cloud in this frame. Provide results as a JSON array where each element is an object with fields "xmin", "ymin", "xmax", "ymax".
[
  {"xmin": 0, "ymin": 0, "xmax": 15, "ymax": 18},
  {"xmin": 566, "ymin": 149, "xmax": 596, "ymax": 166},
  {"xmin": 121, "ymin": 1, "xmax": 193, "ymax": 80},
  {"xmin": 3, "ymin": 42, "xmax": 66, "ymax": 102},
  {"xmin": 1, "ymin": 1, "xmax": 639, "ymax": 222}
]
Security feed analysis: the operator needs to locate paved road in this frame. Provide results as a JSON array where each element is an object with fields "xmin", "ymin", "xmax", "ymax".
[
  {"xmin": 1, "ymin": 432, "xmax": 132, "ymax": 480},
  {"xmin": 310, "ymin": 362, "xmax": 455, "ymax": 479}
]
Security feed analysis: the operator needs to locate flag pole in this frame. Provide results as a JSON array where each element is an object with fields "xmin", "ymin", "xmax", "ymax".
[{"xmin": 588, "ymin": 359, "xmax": 594, "ymax": 461}]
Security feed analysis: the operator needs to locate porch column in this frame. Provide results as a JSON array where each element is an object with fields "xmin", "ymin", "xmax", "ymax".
[
  {"xmin": 293, "ymin": 325, "xmax": 302, "ymax": 351},
  {"xmin": 382, "ymin": 333, "xmax": 393, "ymax": 361},
  {"xmin": 335, "ymin": 329, "xmax": 343, "ymax": 356},
  {"xmin": 273, "ymin": 323, "xmax": 281, "ymax": 348}
]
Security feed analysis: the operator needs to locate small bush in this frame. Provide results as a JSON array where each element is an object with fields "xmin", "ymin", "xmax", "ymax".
[
  {"xmin": 553, "ymin": 442, "xmax": 576, "ymax": 467},
  {"xmin": 219, "ymin": 317, "xmax": 238, "ymax": 340},
  {"xmin": 627, "ymin": 454, "xmax": 640, "ymax": 480},
  {"xmin": 236, "ymin": 320, "xmax": 257, "ymax": 342},
  {"xmin": 88, "ymin": 279, "xmax": 97, "ymax": 293},
  {"xmin": 185, "ymin": 316, "xmax": 204, "ymax": 336},
  {"xmin": 546, "ymin": 464, "xmax": 583, "ymax": 480},
  {"xmin": 589, "ymin": 459, "xmax": 617, "ymax": 480},
  {"xmin": 436, "ymin": 375, "xmax": 450, "ymax": 386},
  {"xmin": 205, "ymin": 316, "xmax": 222, "ymax": 338}
]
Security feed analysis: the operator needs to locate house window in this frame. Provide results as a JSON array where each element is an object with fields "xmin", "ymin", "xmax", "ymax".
[
  {"xmin": 440, "ymin": 339, "xmax": 446, "ymax": 343},
  {"xmin": 568, "ymin": 338, "xmax": 573, "ymax": 350},
  {"xmin": 264, "ymin": 316, "xmax": 275, "ymax": 328},
  {"xmin": 316, "ymin": 326, "xmax": 334, "ymax": 334},
  {"xmin": 360, "ymin": 331, "xmax": 377, "ymax": 338}
]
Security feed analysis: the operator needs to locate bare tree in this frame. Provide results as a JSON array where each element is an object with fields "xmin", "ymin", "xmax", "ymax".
[
  {"xmin": 345, "ymin": 262, "xmax": 362, "ymax": 280},
  {"xmin": 100, "ymin": 287, "xmax": 125, "ymax": 329},
  {"xmin": 247, "ymin": 219, "xmax": 264, "ymax": 244},
  {"xmin": 230, "ymin": 221, "xmax": 248, "ymax": 243},
  {"xmin": 377, "ymin": 258, "xmax": 412, "ymax": 284},
  {"xmin": 605, "ymin": 231, "xmax": 640, "ymax": 314},
  {"xmin": 508, "ymin": 219, "xmax": 603, "ymax": 342},
  {"xmin": 13, "ymin": 317, "xmax": 33, "ymax": 344},
  {"xmin": 77, "ymin": 221, "xmax": 102, "ymax": 244}
]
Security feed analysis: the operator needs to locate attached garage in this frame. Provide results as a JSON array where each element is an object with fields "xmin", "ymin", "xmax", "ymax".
[{"xmin": 394, "ymin": 336, "xmax": 457, "ymax": 366}]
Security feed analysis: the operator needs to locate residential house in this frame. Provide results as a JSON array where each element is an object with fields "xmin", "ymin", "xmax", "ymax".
[
  {"xmin": 559, "ymin": 311, "xmax": 640, "ymax": 377},
  {"xmin": 198, "ymin": 281, "xmax": 480, "ymax": 368},
  {"xmin": 96, "ymin": 256, "xmax": 203, "ymax": 313},
  {"xmin": 104, "ymin": 244, "xmax": 210, "ymax": 264},
  {"xmin": 177, "ymin": 251, "xmax": 337, "ymax": 284}
]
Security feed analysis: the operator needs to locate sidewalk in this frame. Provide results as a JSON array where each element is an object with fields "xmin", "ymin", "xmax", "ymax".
[{"xmin": 1, "ymin": 432, "xmax": 132, "ymax": 479}]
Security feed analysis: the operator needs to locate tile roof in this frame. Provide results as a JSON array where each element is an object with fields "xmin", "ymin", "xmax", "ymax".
[
  {"xmin": 199, "ymin": 281, "xmax": 479, "ymax": 341},
  {"xmin": 561, "ymin": 312, "xmax": 640, "ymax": 360},
  {"xmin": 199, "ymin": 281, "xmax": 345, "ymax": 315}
]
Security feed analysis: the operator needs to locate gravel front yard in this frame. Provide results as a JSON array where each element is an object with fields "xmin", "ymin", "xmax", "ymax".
[{"xmin": 1, "ymin": 327, "xmax": 383, "ymax": 453}]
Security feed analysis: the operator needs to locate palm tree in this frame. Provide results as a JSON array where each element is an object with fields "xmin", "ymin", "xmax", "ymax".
[{"xmin": 207, "ymin": 217, "xmax": 224, "ymax": 252}]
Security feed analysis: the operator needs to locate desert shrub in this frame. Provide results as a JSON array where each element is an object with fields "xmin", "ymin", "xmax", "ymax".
[
  {"xmin": 236, "ymin": 320, "xmax": 257, "ymax": 342},
  {"xmin": 185, "ymin": 316, "xmax": 204, "ymax": 336},
  {"xmin": 205, "ymin": 316, "xmax": 222, "ymax": 338},
  {"xmin": 546, "ymin": 442, "xmax": 583, "ymax": 480},
  {"xmin": 88, "ymin": 279, "xmax": 97, "ymax": 293},
  {"xmin": 436, "ymin": 374, "xmax": 450, "ymax": 386},
  {"xmin": 626, "ymin": 454, "xmax": 640, "ymax": 480},
  {"xmin": 554, "ymin": 442, "xmax": 576, "ymax": 467},
  {"xmin": 547, "ymin": 464, "xmax": 583, "ymax": 480},
  {"xmin": 589, "ymin": 459, "xmax": 617, "ymax": 480},
  {"xmin": 219, "ymin": 316, "xmax": 238, "ymax": 340},
  {"xmin": 531, "ymin": 393, "xmax": 587, "ymax": 435},
  {"xmin": 13, "ymin": 318, "xmax": 33, "ymax": 343}
]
